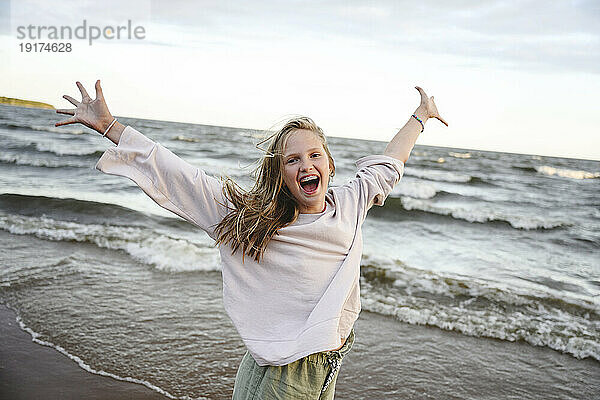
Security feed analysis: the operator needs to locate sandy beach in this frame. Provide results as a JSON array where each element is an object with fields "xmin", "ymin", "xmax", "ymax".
[
  {"xmin": 0, "ymin": 305, "xmax": 168, "ymax": 400},
  {"xmin": 2, "ymin": 298, "xmax": 599, "ymax": 399}
]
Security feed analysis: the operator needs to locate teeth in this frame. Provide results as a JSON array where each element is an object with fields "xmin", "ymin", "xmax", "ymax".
[{"xmin": 300, "ymin": 175, "xmax": 318, "ymax": 183}]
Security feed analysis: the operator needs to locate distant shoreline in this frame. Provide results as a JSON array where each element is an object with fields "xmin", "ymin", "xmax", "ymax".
[
  {"xmin": 0, "ymin": 99, "xmax": 595, "ymax": 161},
  {"xmin": 0, "ymin": 96, "xmax": 55, "ymax": 110}
]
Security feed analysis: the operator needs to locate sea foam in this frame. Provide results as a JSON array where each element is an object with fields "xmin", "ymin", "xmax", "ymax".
[
  {"xmin": 404, "ymin": 167, "xmax": 472, "ymax": 183},
  {"xmin": 394, "ymin": 181, "xmax": 438, "ymax": 199},
  {"xmin": 400, "ymin": 197, "xmax": 568, "ymax": 229},
  {"xmin": 359, "ymin": 263, "xmax": 600, "ymax": 362},
  {"xmin": 0, "ymin": 214, "xmax": 220, "ymax": 272},
  {"xmin": 448, "ymin": 151, "xmax": 472, "ymax": 159},
  {"xmin": 0, "ymin": 153, "xmax": 92, "ymax": 168},
  {"xmin": 535, "ymin": 165, "xmax": 600, "ymax": 179}
]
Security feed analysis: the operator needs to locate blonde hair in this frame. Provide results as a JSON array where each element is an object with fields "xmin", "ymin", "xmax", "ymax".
[{"xmin": 214, "ymin": 116, "xmax": 336, "ymax": 262}]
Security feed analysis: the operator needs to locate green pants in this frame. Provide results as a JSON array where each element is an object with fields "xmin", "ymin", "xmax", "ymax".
[{"xmin": 232, "ymin": 329, "xmax": 355, "ymax": 400}]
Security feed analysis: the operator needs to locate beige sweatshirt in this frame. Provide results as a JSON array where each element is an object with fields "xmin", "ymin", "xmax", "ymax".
[{"xmin": 95, "ymin": 126, "xmax": 404, "ymax": 366}]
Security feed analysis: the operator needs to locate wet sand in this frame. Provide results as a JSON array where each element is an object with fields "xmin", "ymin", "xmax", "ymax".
[
  {"xmin": 2, "ymin": 301, "xmax": 599, "ymax": 399},
  {"xmin": 0, "ymin": 305, "xmax": 168, "ymax": 400}
]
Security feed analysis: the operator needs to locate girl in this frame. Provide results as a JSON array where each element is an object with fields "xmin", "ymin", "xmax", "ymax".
[{"xmin": 55, "ymin": 81, "xmax": 447, "ymax": 399}]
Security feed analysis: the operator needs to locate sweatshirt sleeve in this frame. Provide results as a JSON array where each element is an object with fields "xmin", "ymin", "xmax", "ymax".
[
  {"xmin": 94, "ymin": 126, "xmax": 231, "ymax": 239},
  {"xmin": 335, "ymin": 155, "xmax": 404, "ymax": 223}
]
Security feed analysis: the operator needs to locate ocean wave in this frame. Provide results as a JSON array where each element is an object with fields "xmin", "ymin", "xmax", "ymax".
[
  {"xmin": 0, "ymin": 191, "xmax": 187, "ymax": 224},
  {"xmin": 238, "ymin": 130, "xmax": 267, "ymax": 139},
  {"xmin": 359, "ymin": 263, "xmax": 600, "ymax": 362},
  {"xmin": 0, "ymin": 214, "xmax": 220, "ymax": 273},
  {"xmin": 535, "ymin": 166, "xmax": 600, "ymax": 180},
  {"xmin": 32, "ymin": 124, "xmax": 87, "ymax": 135},
  {"xmin": 0, "ymin": 256, "xmax": 75, "ymax": 289},
  {"xmin": 0, "ymin": 122, "xmax": 87, "ymax": 135},
  {"xmin": 448, "ymin": 151, "xmax": 472, "ymax": 159},
  {"xmin": 173, "ymin": 135, "xmax": 203, "ymax": 143},
  {"xmin": 404, "ymin": 167, "xmax": 472, "ymax": 183},
  {"xmin": 394, "ymin": 182, "xmax": 438, "ymax": 199},
  {"xmin": 399, "ymin": 197, "xmax": 568, "ymax": 229},
  {"xmin": 3, "ymin": 140, "xmax": 104, "ymax": 158},
  {"xmin": 14, "ymin": 314, "xmax": 187, "ymax": 400},
  {"xmin": 512, "ymin": 165, "xmax": 537, "ymax": 173},
  {"xmin": 34, "ymin": 141, "xmax": 104, "ymax": 156},
  {"xmin": 0, "ymin": 153, "xmax": 89, "ymax": 168}
]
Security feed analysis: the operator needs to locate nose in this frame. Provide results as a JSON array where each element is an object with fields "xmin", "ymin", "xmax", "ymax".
[{"xmin": 299, "ymin": 157, "xmax": 314, "ymax": 172}]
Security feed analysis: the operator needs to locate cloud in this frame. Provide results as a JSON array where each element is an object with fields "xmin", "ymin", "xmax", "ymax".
[
  {"xmin": 10, "ymin": 0, "xmax": 151, "ymax": 27},
  {"xmin": 0, "ymin": 0, "xmax": 9, "ymax": 35},
  {"xmin": 146, "ymin": 0, "xmax": 600, "ymax": 73}
]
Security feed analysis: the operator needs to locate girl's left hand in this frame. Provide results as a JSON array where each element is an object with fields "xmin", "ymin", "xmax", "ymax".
[{"xmin": 415, "ymin": 86, "xmax": 448, "ymax": 127}]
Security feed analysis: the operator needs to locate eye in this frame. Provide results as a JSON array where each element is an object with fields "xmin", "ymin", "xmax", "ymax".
[
  {"xmin": 311, "ymin": 153, "xmax": 321, "ymax": 158},
  {"xmin": 286, "ymin": 158, "xmax": 298, "ymax": 164}
]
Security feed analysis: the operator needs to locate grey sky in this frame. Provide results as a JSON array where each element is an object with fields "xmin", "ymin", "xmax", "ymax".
[
  {"xmin": 6, "ymin": 0, "xmax": 598, "ymax": 73},
  {"xmin": 147, "ymin": 0, "xmax": 600, "ymax": 74},
  {"xmin": 3, "ymin": 0, "xmax": 599, "ymax": 159}
]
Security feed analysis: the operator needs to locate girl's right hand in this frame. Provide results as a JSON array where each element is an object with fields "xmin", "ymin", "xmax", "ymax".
[{"xmin": 55, "ymin": 80, "xmax": 114, "ymax": 134}]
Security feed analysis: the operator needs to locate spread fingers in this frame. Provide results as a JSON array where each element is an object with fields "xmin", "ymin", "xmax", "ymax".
[
  {"xmin": 63, "ymin": 95, "xmax": 80, "ymax": 107},
  {"xmin": 76, "ymin": 81, "xmax": 91, "ymax": 100},
  {"xmin": 55, "ymin": 116, "xmax": 77, "ymax": 127}
]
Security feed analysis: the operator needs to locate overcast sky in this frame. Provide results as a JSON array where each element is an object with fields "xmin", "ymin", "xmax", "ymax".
[{"xmin": 1, "ymin": 0, "xmax": 599, "ymax": 160}]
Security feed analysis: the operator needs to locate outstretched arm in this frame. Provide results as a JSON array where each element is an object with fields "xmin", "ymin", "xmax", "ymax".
[
  {"xmin": 55, "ymin": 80, "xmax": 125, "ymax": 144},
  {"xmin": 384, "ymin": 86, "xmax": 448, "ymax": 163},
  {"xmin": 55, "ymin": 80, "xmax": 231, "ymax": 239}
]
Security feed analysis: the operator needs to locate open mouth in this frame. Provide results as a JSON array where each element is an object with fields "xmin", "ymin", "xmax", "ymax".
[{"xmin": 299, "ymin": 175, "xmax": 320, "ymax": 195}]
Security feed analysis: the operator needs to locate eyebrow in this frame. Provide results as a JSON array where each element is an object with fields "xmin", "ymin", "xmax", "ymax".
[{"xmin": 284, "ymin": 147, "xmax": 323, "ymax": 158}]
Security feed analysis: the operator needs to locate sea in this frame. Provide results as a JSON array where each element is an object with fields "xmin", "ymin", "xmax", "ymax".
[{"xmin": 1, "ymin": 104, "xmax": 599, "ymax": 399}]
